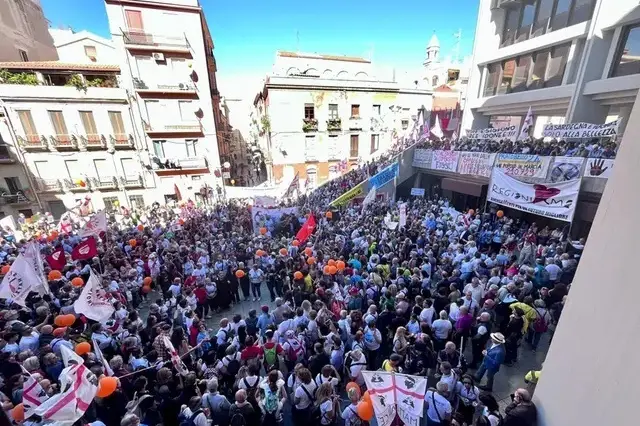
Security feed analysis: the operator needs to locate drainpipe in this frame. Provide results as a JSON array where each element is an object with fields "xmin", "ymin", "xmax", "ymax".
[{"xmin": 0, "ymin": 101, "xmax": 44, "ymax": 211}]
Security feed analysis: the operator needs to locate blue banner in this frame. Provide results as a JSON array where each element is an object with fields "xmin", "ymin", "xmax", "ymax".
[{"xmin": 369, "ymin": 162, "xmax": 399, "ymax": 189}]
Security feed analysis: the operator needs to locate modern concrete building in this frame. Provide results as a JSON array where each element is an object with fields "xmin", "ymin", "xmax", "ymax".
[
  {"xmin": 462, "ymin": 0, "xmax": 640, "ymax": 138},
  {"xmin": 0, "ymin": 0, "xmax": 58, "ymax": 62},
  {"xmin": 252, "ymin": 51, "xmax": 432, "ymax": 188}
]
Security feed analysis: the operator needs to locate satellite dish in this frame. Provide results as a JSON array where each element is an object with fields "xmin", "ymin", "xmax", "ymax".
[
  {"xmin": 194, "ymin": 108, "xmax": 204, "ymax": 119},
  {"xmin": 190, "ymin": 71, "xmax": 199, "ymax": 83}
]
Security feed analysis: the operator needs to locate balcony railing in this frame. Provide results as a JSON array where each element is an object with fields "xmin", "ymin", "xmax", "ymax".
[
  {"xmin": 152, "ymin": 157, "xmax": 208, "ymax": 170},
  {"xmin": 119, "ymin": 175, "xmax": 144, "ymax": 188},
  {"xmin": 123, "ymin": 30, "xmax": 189, "ymax": 49},
  {"xmin": 17, "ymin": 135, "xmax": 48, "ymax": 150},
  {"xmin": 49, "ymin": 134, "xmax": 78, "ymax": 150},
  {"xmin": 348, "ymin": 117, "xmax": 363, "ymax": 130},
  {"xmin": 156, "ymin": 83, "xmax": 196, "ymax": 91},
  {"xmin": 0, "ymin": 191, "xmax": 30, "ymax": 205},
  {"xmin": 80, "ymin": 134, "xmax": 107, "ymax": 149},
  {"xmin": 110, "ymin": 134, "xmax": 135, "ymax": 149},
  {"xmin": 302, "ymin": 118, "xmax": 318, "ymax": 132},
  {"xmin": 327, "ymin": 119, "xmax": 341, "ymax": 131},
  {"xmin": 33, "ymin": 178, "xmax": 63, "ymax": 193},
  {"xmin": 88, "ymin": 177, "xmax": 118, "ymax": 190},
  {"xmin": 64, "ymin": 178, "xmax": 89, "ymax": 191},
  {"xmin": 305, "ymin": 151, "xmax": 318, "ymax": 162}
]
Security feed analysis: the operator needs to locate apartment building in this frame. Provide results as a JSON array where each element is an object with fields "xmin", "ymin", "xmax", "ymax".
[
  {"xmin": 0, "ymin": 61, "xmax": 147, "ymax": 218},
  {"xmin": 0, "ymin": 0, "xmax": 57, "ymax": 62},
  {"xmin": 104, "ymin": 0, "xmax": 224, "ymax": 202},
  {"xmin": 462, "ymin": 0, "xmax": 640, "ymax": 137},
  {"xmin": 252, "ymin": 51, "xmax": 431, "ymax": 188},
  {"xmin": 49, "ymin": 28, "xmax": 118, "ymax": 65}
]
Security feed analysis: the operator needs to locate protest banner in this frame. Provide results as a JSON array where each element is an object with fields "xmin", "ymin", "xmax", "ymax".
[
  {"xmin": 410, "ymin": 188, "xmax": 425, "ymax": 197},
  {"xmin": 542, "ymin": 118, "xmax": 621, "ymax": 138},
  {"xmin": 583, "ymin": 158, "xmax": 614, "ymax": 179},
  {"xmin": 457, "ymin": 152, "xmax": 496, "ymax": 177},
  {"xmin": 494, "ymin": 153, "xmax": 551, "ymax": 178},
  {"xmin": 431, "ymin": 150, "xmax": 460, "ymax": 172},
  {"xmin": 369, "ymin": 162, "xmax": 399, "ymax": 188},
  {"xmin": 412, "ymin": 149, "xmax": 433, "ymax": 169},
  {"xmin": 488, "ymin": 169, "xmax": 580, "ymax": 222},
  {"xmin": 466, "ymin": 125, "xmax": 518, "ymax": 141},
  {"xmin": 329, "ymin": 181, "xmax": 367, "ymax": 207},
  {"xmin": 251, "ymin": 207, "xmax": 298, "ymax": 234},
  {"xmin": 549, "ymin": 156, "xmax": 585, "ymax": 182}
]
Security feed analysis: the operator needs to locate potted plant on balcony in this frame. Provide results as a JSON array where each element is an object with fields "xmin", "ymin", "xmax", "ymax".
[
  {"xmin": 302, "ymin": 118, "xmax": 318, "ymax": 133},
  {"xmin": 327, "ymin": 118, "xmax": 341, "ymax": 131},
  {"xmin": 0, "ymin": 69, "xmax": 39, "ymax": 85},
  {"xmin": 66, "ymin": 74, "xmax": 87, "ymax": 93}
]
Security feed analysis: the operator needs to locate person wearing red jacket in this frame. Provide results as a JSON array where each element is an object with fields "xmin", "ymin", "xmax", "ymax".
[{"xmin": 194, "ymin": 283, "xmax": 208, "ymax": 319}]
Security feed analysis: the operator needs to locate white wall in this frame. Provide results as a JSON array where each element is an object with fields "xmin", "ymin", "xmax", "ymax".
[
  {"xmin": 273, "ymin": 53, "xmax": 375, "ymax": 80},
  {"xmin": 50, "ymin": 30, "xmax": 118, "ymax": 65}
]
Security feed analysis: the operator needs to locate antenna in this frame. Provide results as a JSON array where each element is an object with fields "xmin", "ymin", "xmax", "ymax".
[
  {"xmin": 296, "ymin": 30, "xmax": 300, "ymax": 52},
  {"xmin": 452, "ymin": 29, "xmax": 462, "ymax": 63}
]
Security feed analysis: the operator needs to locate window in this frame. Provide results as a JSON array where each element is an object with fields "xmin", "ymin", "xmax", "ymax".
[
  {"xmin": 103, "ymin": 197, "xmax": 119, "ymax": 212},
  {"xmin": 532, "ymin": 0, "xmax": 555, "ymax": 37},
  {"xmin": 108, "ymin": 111, "xmax": 126, "ymax": 139},
  {"xmin": 351, "ymin": 104, "xmax": 360, "ymax": 118},
  {"xmin": 94, "ymin": 159, "xmax": 111, "ymax": 180},
  {"xmin": 432, "ymin": 76, "xmax": 439, "ymax": 87},
  {"xmin": 185, "ymin": 139, "xmax": 197, "ymax": 157},
  {"xmin": 501, "ymin": 6, "xmax": 520, "ymax": 47},
  {"xmin": 327, "ymin": 135, "xmax": 339, "ymax": 159},
  {"xmin": 350, "ymin": 134, "xmax": 359, "ymax": 158},
  {"xmin": 448, "ymin": 69, "xmax": 460, "ymax": 83},
  {"xmin": 529, "ymin": 49, "xmax": 550, "ymax": 89},
  {"xmin": 64, "ymin": 159, "xmax": 80, "ymax": 178},
  {"xmin": 305, "ymin": 136, "xmax": 316, "ymax": 160},
  {"xmin": 304, "ymin": 104, "xmax": 315, "ymax": 120},
  {"xmin": 370, "ymin": 134, "xmax": 379, "ymax": 154},
  {"xmin": 328, "ymin": 104, "xmax": 339, "ymax": 120},
  {"xmin": 568, "ymin": 0, "xmax": 595, "ymax": 27},
  {"xmin": 191, "ymin": 175, "xmax": 202, "ymax": 181},
  {"xmin": 0, "ymin": 136, "xmax": 9, "ymax": 159},
  {"xmin": 550, "ymin": 0, "xmax": 572, "ymax": 31},
  {"xmin": 120, "ymin": 158, "xmax": 136, "ymax": 177},
  {"xmin": 48, "ymin": 110, "xmax": 69, "ymax": 140},
  {"xmin": 483, "ymin": 63, "xmax": 501, "ymax": 97},
  {"xmin": 498, "ymin": 59, "xmax": 516, "ymax": 94},
  {"xmin": 401, "ymin": 120, "xmax": 409, "ymax": 130},
  {"xmin": 4, "ymin": 177, "xmax": 21, "ymax": 194},
  {"xmin": 545, "ymin": 43, "xmax": 570, "ymax": 87},
  {"xmin": 84, "ymin": 45, "xmax": 97, "ymax": 61},
  {"xmin": 516, "ymin": 2, "xmax": 536, "ymax": 42},
  {"xmin": 612, "ymin": 24, "xmax": 640, "ymax": 77},
  {"xmin": 18, "ymin": 209, "xmax": 33, "ymax": 218},
  {"xmin": 372, "ymin": 105, "xmax": 381, "ymax": 116},
  {"xmin": 306, "ymin": 167, "xmax": 317, "ymax": 188},
  {"xmin": 34, "ymin": 161, "xmax": 49, "ymax": 178},
  {"xmin": 129, "ymin": 195, "xmax": 145, "ymax": 209},
  {"xmin": 153, "ymin": 140, "xmax": 165, "ymax": 158},
  {"xmin": 17, "ymin": 110, "xmax": 37, "ymax": 139},
  {"xmin": 179, "ymin": 101, "xmax": 195, "ymax": 122},
  {"xmin": 79, "ymin": 111, "xmax": 98, "ymax": 140},
  {"xmin": 512, "ymin": 55, "xmax": 532, "ymax": 92},
  {"xmin": 125, "ymin": 9, "xmax": 144, "ymax": 31},
  {"xmin": 18, "ymin": 49, "xmax": 28, "ymax": 62}
]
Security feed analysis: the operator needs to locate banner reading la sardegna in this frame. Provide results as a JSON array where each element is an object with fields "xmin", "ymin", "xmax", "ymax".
[{"xmin": 542, "ymin": 118, "xmax": 622, "ymax": 139}]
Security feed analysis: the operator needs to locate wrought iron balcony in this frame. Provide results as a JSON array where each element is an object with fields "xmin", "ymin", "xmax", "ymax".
[
  {"xmin": 123, "ymin": 31, "xmax": 189, "ymax": 49},
  {"xmin": 110, "ymin": 134, "xmax": 135, "ymax": 149},
  {"xmin": 17, "ymin": 135, "xmax": 48, "ymax": 150},
  {"xmin": 33, "ymin": 178, "xmax": 63, "ymax": 193},
  {"xmin": 80, "ymin": 134, "xmax": 107, "ymax": 150},
  {"xmin": 302, "ymin": 118, "xmax": 318, "ymax": 133},
  {"xmin": 88, "ymin": 177, "xmax": 118, "ymax": 190},
  {"xmin": 119, "ymin": 175, "xmax": 144, "ymax": 188},
  {"xmin": 327, "ymin": 119, "xmax": 342, "ymax": 132},
  {"xmin": 49, "ymin": 134, "xmax": 78, "ymax": 150},
  {"xmin": 0, "ymin": 191, "xmax": 30, "ymax": 205},
  {"xmin": 64, "ymin": 178, "xmax": 89, "ymax": 191}
]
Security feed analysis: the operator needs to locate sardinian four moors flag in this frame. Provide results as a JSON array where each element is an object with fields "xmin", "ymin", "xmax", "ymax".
[
  {"xmin": 163, "ymin": 335, "xmax": 189, "ymax": 376},
  {"xmin": 35, "ymin": 345, "xmax": 98, "ymax": 424},
  {"xmin": 395, "ymin": 373, "xmax": 428, "ymax": 426},
  {"xmin": 73, "ymin": 270, "xmax": 115, "ymax": 322},
  {"xmin": 22, "ymin": 366, "xmax": 49, "ymax": 419},
  {"xmin": 24, "ymin": 240, "xmax": 50, "ymax": 295},
  {"xmin": 0, "ymin": 254, "xmax": 40, "ymax": 306},
  {"xmin": 518, "ymin": 106, "xmax": 534, "ymax": 141},
  {"xmin": 363, "ymin": 371, "xmax": 397, "ymax": 426},
  {"xmin": 79, "ymin": 210, "xmax": 107, "ymax": 238}
]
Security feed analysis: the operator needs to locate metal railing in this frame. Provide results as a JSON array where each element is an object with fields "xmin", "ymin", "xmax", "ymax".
[
  {"xmin": 33, "ymin": 178, "xmax": 63, "ymax": 192},
  {"xmin": 0, "ymin": 191, "xmax": 30, "ymax": 205},
  {"xmin": 49, "ymin": 134, "xmax": 77, "ymax": 149},
  {"xmin": 81, "ymin": 134, "xmax": 107, "ymax": 149},
  {"xmin": 152, "ymin": 157, "xmax": 207, "ymax": 170},
  {"xmin": 88, "ymin": 177, "xmax": 118, "ymax": 190},
  {"xmin": 119, "ymin": 175, "xmax": 144, "ymax": 188},
  {"xmin": 18, "ymin": 135, "xmax": 48, "ymax": 150},
  {"xmin": 110, "ymin": 134, "xmax": 134, "ymax": 149},
  {"xmin": 123, "ymin": 30, "xmax": 189, "ymax": 49}
]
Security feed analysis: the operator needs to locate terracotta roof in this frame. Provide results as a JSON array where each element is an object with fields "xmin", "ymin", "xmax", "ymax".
[
  {"xmin": 0, "ymin": 62, "xmax": 120, "ymax": 72},
  {"xmin": 277, "ymin": 51, "xmax": 370, "ymax": 64}
]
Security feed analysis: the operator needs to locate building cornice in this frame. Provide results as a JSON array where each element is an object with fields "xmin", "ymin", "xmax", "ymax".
[{"xmin": 104, "ymin": 0, "xmax": 200, "ymax": 13}]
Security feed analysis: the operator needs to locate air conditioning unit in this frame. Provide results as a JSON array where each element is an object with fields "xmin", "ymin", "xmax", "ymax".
[{"xmin": 152, "ymin": 52, "xmax": 165, "ymax": 61}]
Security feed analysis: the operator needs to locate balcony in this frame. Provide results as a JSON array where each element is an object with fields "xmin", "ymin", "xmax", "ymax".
[
  {"xmin": 327, "ymin": 119, "xmax": 342, "ymax": 132},
  {"xmin": 88, "ymin": 177, "xmax": 118, "ymax": 191},
  {"xmin": 49, "ymin": 135, "xmax": 78, "ymax": 150},
  {"xmin": 33, "ymin": 178, "xmax": 63, "ymax": 193},
  {"xmin": 302, "ymin": 118, "xmax": 318, "ymax": 133},
  {"xmin": 64, "ymin": 178, "xmax": 89, "ymax": 192},
  {"xmin": 17, "ymin": 135, "xmax": 48, "ymax": 151},
  {"xmin": 123, "ymin": 31, "xmax": 190, "ymax": 53},
  {"xmin": 305, "ymin": 151, "xmax": 319, "ymax": 162},
  {"xmin": 348, "ymin": 117, "xmax": 363, "ymax": 130},
  {"xmin": 0, "ymin": 84, "xmax": 128, "ymax": 102},
  {"xmin": 152, "ymin": 157, "xmax": 209, "ymax": 176},
  {"xmin": 80, "ymin": 134, "xmax": 107, "ymax": 150},
  {"xmin": 493, "ymin": 0, "xmax": 522, "ymax": 9},
  {"xmin": 145, "ymin": 124, "xmax": 203, "ymax": 137},
  {"xmin": 119, "ymin": 175, "xmax": 144, "ymax": 188},
  {"xmin": 0, "ymin": 191, "xmax": 31, "ymax": 205},
  {"xmin": 110, "ymin": 134, "xmax": 135, "ymax": 149}
]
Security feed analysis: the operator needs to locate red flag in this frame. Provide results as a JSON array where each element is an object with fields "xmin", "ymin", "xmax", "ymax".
[
  {"xmin": 71, "ymin": 237, "xmax": 98, "ymax": 261},
  {"xmin": 295, "ymin": 214, "xmax": 316, "ymax": 244},
  {"xmin": 46, "ymin": 247, "xmax": 66, "ymax": 270}
]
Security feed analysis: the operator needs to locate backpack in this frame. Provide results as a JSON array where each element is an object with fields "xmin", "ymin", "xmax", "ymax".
[
  {"xmin": 230, "ymin": 412, "xmax": 247, "ymax": 426},
  {"xmin": 246, "ymin": 317, "xmax": 258, "ymax": 336},
  {"xmin": 286, "ymin": 339, "xmax": 305, "ymax": 362},
  {"xmin": 263, "ymin": 386, "xmax": 280, "ymax": 414},
  {"xmin": 243, "ymin": 377, "xmax": 259, "ymax": 406},
  {"xmin": 348, "ymin": 407, "xmax": 364, "ymax": 426},
  {"xmin": 264, "ymin": 345, "xmax": 278, "ymax": 369},
  {"xmin": 125, "ymin": 392, "xmax": 153, "ymax": 418},
  {"xmin": 179, "ymin": 409, "xmax": 203, "ymax": 426},
  {"xmin": 224, "ymin": 355, "xmax": 241, "ymax": 377},
  {"xmin": 533, "ymin": 309, "xmax": 548, "ymax": 333}
]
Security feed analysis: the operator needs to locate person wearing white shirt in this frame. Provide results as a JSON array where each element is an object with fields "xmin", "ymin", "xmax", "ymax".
[
  {"xmin": 420, "ymin": 301, "xmax": 436, "ymax": 326},
  {"xmin": 345, "ymin": 350, "xmax": 367, "ymax": 386},
  {"xmin": 249, "ymin": 265, "xmax": 265, "ymax": 301},
  {"xmin": 464, "ymin": 279, "xmax": 484, "ymax": 304},
  {"xmin": 431, "ymin": 311, "xmax": 452, "ymax": 349},
  {"xmin": 425, "ymin": 382, "xmax": 452, "ymax": 425},
  {"xmin": 545, "ymin": 260, "xmax": 562, "ymax": 282},
  {"xmin": 168, "ymin": 279, "xmax": 182, "ymax": 297},
  {"xmin": 460, "ymin": 291, "xmax": 480, "ymax": 315},
  {"xmin": 216, "ymin": 319, "xmax": 232, "ymax": 346}
]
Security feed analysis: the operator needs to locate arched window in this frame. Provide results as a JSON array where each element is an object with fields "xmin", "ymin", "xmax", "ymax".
[
  {"xmin": 322, "ymin": 69, "xmax": 333, "ymax": 78},
  {"xmin": 286, "ymin": 67, "xmax": 301, "ymax": 76},
  {"xmin": 336, "ymin": 71, "xmax": 349, "ymax": 78},
  {"xmin": 304, "ymin": 68, "xmax": 318, "ymax": 76},
  {"xmin": 355, "ymin": 72, "xmax": 369, "ymax": 80},
  {"xmin": 432, "ymin": 76, "xmax": 439, "ymax": 87}
]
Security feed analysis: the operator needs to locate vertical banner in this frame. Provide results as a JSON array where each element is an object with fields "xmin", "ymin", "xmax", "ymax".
[
  {"xmin": 549, "ymin": 157, "xmax": 585, "ymax": 182},
  {"xmin": 398, "ymin": 203, "xmax": 407, "ymax": 228},
  {"xmin": 431, "ymin": 150, "xmax": 460, "ymax": 172},
  {"xmin": 362, "ymin": 372, "xmax": 396, "ymax": 426},
  {"xmin": 395, "ymin": 374, "xmax": 428, "ymax": 426}
]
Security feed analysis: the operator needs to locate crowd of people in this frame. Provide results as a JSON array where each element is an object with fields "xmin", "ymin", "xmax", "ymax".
[
  {"xmin": 416, "ymin": 136, "xmax": 618, "ymax": 158},
  {"xmin": 0, "ymin": 134, "xmax": 578, "ymax": 426}
]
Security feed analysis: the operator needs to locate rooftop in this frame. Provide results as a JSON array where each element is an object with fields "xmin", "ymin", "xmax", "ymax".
[
  {"xmin": 277, "ymin": 51, "xmax": 371, "ymax": 64},
  {"xmin": 0, "ymin": 62, "xmax": 120, "ymax": 72}
]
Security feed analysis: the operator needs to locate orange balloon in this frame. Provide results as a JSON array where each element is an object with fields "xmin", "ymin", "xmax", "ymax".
[
  {"xmin": 51, "ymin": 230, "xmax": 59, "ymax": 238},
  {"xmin": 260, "ymin": 227, "xmax": 267, "ymax": 235},
  {"xmin": 256, "ymin": 249, "xmax": 265, "ymax": 257},
  {"xmin": 71, "ymin": 277, "xmax": 84, "ymax": 287},
  {"xmin": 294, "ymin": 271, "xmax": 303, "ymax": 280},
  {"xmin": 1, "ymin": 265, "xmax": 10, "ymax": 275},
  {"xmin": 468, "ymin": 209, "xmax": 475, "ymax": 216},
  {"xmin": 142, "ymin": 285, "xmax": 151, "ymax": 294},
  {"xmin": 129, "ymin": 239, "xmax": 137, "ymax": 247},
  {"xmin": 96, "ymin": 377, "xmax": 118, "ymax": 398},
  {"xmin": 307, "ymin": 257, "xmax": 316, "ymax": 265},
  {"xmin": 323, "ymin": 265, "xmax": 331, "ymax": 275},
  {"xmin": 325, "ymin": 211, "xmax": 333, "ymax": 219},
  {"xmin": 61, "ymin": 314, "xmax": 76, "ymax": 327},
  {"xmin": 179, "ymin": 218, "xmax": 185, "ymax": 225},
  {"xmin": 137, "ymin": 224, "xmax": 144, "ymax": 231},
  {"xmin": 235, "ymin": 269, "xmax": 245, "ymax": 278},
  {"xmin": 346, "ymin": 382, "xmax": 359, "ymax": 394},
  {"xmin": 48, "ymin": 270, "xmax": 63, "ymax": 280},
  {"xmin": 356, "ymin": 401, "xmax": 374, "ymax": 421},
  {"xmin": 54, "ymin": 315, "xmax": 67, "ymax": 327},
  {"xmin": 497, "ymin": 210, "xmax": 504, "ymax": 218},
  {"xmin": 143, "ymin": 276, "xmax": 152, "ymax": 286},
  {"xmin": 304, "ymin": 247, "xmax": 313, "ymax": 256},
  {"xmin": 327, "ymin": 259, "xmax": 336, "ymax": 267},
  {"xmin": 75, "ymin": 341, "xmax": 91, "ymax": 355},
  {"xmin": 362, "ymin": 390, "xmax": 371, "ymax": 404},
  {"xmin": 328, "ymin": 265, "xmax": 337, "ymax": 275},
  {"xmin": 279, "ymin": 248, "xmax": 288, "ymax": 256},
  {"xmin": 336, "ymin": 260, "xmax": 346, "ymax": 271},
  {"xmin": 11, "ymin": 403, "xmax": 24, "ymax": 422},
  {"xmin": 292, "ymin": 240, "xmax": 300, "ymax": 247}
]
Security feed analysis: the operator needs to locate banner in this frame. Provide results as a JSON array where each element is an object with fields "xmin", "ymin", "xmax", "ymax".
[
  {"xmin": 251, "ymin": 207, "xmax": 298, "ymax": 234},
  {"xmin": 583, "ymin": 158, "xmax": 614, "ymax": 179},
  {"xmin": 0, "ymin": 255, "xmax": 40, "ymax": 306},
  {"xmin": 23, "ymin": 241, "xmax": 49, "ymax": 295},
  {"xmin": 71, "ymin": 237, "xmax": 98, "ymax": 261},
  {"xmin": 254, "ymin": 196, "xmax": 277, "ymax": 207},
  {"xmin": 549, "ymin": 156, "xmax": 585, "ymax": 182},
  {"xmin": 46, "ymin": 246, "xmax": 67, "ymax": 271},
  {"xmin": 431, "ymin": 150, "xmax": 460, "ymax": 172},
  {"xmin": 384, "ymin": 213, "xmax": 398, "ymax": 230},
  {"xmin": 163, "ymin": 336, "xmax": 189, "ymax": 376},
  {"xmin": 73, "ymin": 270, "xmax": 115, "ymax": 322},
  {"xmin": 399, "ymin": 203, "xmax": 407, "ymax": 228},
  {"xmin": 329, "ymin": 181, "xmax": 367, "ymax": 207},
  {"xmin": 542, "ymin": 118, "xmax": 621, "ymax": 138},
  {"xmin": 457, "ymin": 152, "xmax": 496, "ymax": 177},
  {"xmin": 369, "ymin": 162, "xmax": 399, "ymax": 189},
  {"xmin": 410, "ymin": 188, "xmax": 425, "ymax": 197},
  {"xmin": 466, "ymin": 125, "xmax": 517, "ymax": 141},
  {"xmin": 362, "ymin": 187, "xmax": 376, "ymax": 208},
  {"xmin": 362, "ymin": 372, "xmax": 396, "ymax": 426},
  {"xmin": 295, "ymin": 214, "xmax": 316, "ymax": 244},
  {"xmin": 22, "ymin": 366, "xmax": 48, "ymax": 419},
  {"xmin": 412, "ymin": 149, "xmax": 433, "ymax": 169},
  {"xmin": 488, "ymin": 169, "xmax": 580, "ymax": 222},
  {"xmin": 494, "ymin": 154, "xmax": 551, "ymax": 178},
  {"xmin": 396, "ymin": 373, "xmax": 428, "ymax": 426},
  {"xmin": 79, "ymin": 211, "xmax": 107, "ymax": 238}
]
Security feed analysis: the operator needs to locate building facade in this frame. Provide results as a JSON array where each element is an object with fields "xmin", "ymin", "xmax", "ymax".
[
  {"xmin": 104, "ymin": 0, "xmax": 224, "ymax": 204},
  {"xmin": 253, "ymin": 51, "xmax": 432, "ymax": 188},
  {"xmin": 462, "ymin": 0, "xmax": 640, "ymax": 138},
  {"xmin": 49, "ymin": 29, "xmax": 118, "ymax": 65},
  {"xmin": 0, "ymin": 0, "xmax": 58, "ymax": 62}
]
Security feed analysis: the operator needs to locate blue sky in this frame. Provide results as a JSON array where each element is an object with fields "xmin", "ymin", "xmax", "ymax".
[{"xmin": 42, "ymin": 0, "xmax": 479, "ymax": 96}]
